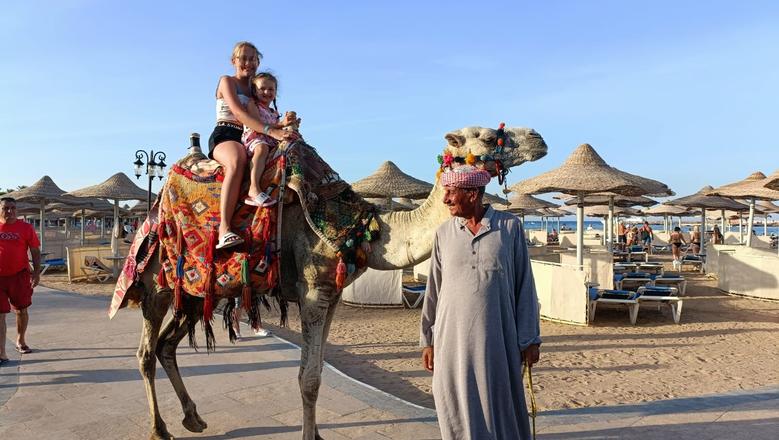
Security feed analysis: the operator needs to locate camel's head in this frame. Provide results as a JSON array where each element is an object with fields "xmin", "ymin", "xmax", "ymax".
[{"xmin": 442, "ymin": 126, "xmax": 547, "ymax": 174}]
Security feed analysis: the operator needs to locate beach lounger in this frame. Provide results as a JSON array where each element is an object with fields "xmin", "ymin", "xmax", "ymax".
[
  {"xmin": 637, "ymin": 263, "xmax": 664, "ymax": 276},
  {"xmin": 637, "ymin": 286, "xmax": 683, "ymax": 324},
  {"xmin": 680, "ymin": 255, "xmax": 705, "ymax": 273},
  {"xmin": 588, "ymin": 287, "xmax": 640, "ymax": 325},
  {"xmin": 653, "ymin": 273, "xmax": 687, "ymax": 296},
  {"xmin": 615, "ymin": 272, "xmax": 654, "ymax": 291},
  {"xmin": 81, "ymin": 256, "xmax": 113, "ymax": 283},
  {"xmin": 401, "ymin": 284, "xmax": 425, "ymax": 309}
]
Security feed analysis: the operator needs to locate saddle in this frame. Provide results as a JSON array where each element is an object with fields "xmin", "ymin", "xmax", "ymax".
[{"xmin": 110, "ymin": 140, "xmax": 379, "ymax": 328}]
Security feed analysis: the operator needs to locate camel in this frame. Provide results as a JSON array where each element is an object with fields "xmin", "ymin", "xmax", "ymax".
[{"xmin": 131, "ymin": 125, "xmax": 547, "ymax": 440}]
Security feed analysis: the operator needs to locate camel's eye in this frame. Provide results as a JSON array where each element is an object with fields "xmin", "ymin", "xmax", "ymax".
[{"xmin": 481, "ymin": 134, "xmax": 497, "ymax": 144}]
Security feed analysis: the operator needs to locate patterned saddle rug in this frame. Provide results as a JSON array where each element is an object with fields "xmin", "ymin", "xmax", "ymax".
[{"xmin": 110, "ymin": 140, "xmax": 379, "ymax": 336}]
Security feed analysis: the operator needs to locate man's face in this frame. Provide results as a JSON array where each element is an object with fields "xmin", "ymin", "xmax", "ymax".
[
  {"xmin": 0, "ymin": 201, "xmax": 17, "ymax": 223},
  {"xmin": 443, "ymin": 186, "xmax": 478, "ymax": 218}
]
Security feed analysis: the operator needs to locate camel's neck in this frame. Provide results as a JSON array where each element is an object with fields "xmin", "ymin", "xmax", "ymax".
[{"xmin": 366, "ymin": 182, "xmax": 450, "ymax": 270}]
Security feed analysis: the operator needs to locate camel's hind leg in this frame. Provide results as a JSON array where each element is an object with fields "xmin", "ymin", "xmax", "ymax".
[
  {"xmin": 137, "ymin": 290, "xmax": 174, "ymax": 440},
  {"xmin": 156, "ymin": 308, "xmax": 208, "ymax": 433},
  {"xmin": 298, "ymin": 296, "xmax": 338, "ymax": 440}
]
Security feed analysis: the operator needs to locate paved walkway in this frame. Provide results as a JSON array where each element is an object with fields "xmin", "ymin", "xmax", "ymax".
[{"xmin": 1, "ymin": 288, "xmax": 778, "ymax": 439}]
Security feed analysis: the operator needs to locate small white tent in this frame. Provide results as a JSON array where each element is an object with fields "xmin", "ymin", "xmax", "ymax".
[{"xmin": 341, "ymin": 268, "xmax": 403, "ymax": 307}]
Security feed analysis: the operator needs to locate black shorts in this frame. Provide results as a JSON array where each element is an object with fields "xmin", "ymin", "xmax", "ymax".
[{"xmin": 208, "ymin": 123, "xmax": 243, "ymax": 159}]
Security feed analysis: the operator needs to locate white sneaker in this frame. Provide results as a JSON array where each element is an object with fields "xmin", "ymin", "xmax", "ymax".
[{"xmin": 254, "ymin": 328, "xmax": 272, "ymax": 337}]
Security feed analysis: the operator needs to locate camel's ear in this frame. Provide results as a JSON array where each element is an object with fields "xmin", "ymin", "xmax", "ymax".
[{"xmin": 445, "ymin": 132, "xmax": 466, "ymax": 149}]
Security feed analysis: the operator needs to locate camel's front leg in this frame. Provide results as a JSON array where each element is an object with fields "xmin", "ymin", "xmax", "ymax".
[
  {"xmin": 299, "ymin": 296, "xmax": 336, "ymax": 440},
  {"xmin": 137, "ymin": 290, "xmax": 174, "ymax": 440},
  {"xmin": 156, "ymin": 311, "xmax": 208, "ymax": 433}
]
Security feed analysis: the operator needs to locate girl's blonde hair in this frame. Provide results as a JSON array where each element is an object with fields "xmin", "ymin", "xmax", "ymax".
[{"xmin": 231, "ymin": 41, "xmax": 263, "ymax": 62}]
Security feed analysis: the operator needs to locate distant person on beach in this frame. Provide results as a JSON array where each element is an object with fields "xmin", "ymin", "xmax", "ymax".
[
  {"xmin": 0, "ymin": 197, "xmax": 40, "ymax": 363},
  {"xmin": 618, "ymin": 221, "xmax": 627, "ymax": 245},
  {"xmin": 241, "ymin": 72, "xmax": 301, "ymax": 209},
  {"xmin": 640, "ymin": 221, "xmax": 654, "ymax": 252},
  {"xmin": 626, "ymin": 225, "xmax": 638, "ymax": 247},
  {"xmin": 690, "ymin": 225, "xmax": 702, "ymax": 254},
  {"xmin": 420, "ymin": 165, "xmax": 541, "ymax": 440},
  {"xmin": 549, "ymin": 228, "xmax": 558, "ymax": 243},
  {"xmin": 208, "ymin": 41, "xmax": 299, "ymax": 250},
  {"xmin": 670, "ymin": 226, "xmax": 686, "ymax": 270},
  {"xmin": 712, "ymin": 225, "xmax": 724, "ymax": 244}
]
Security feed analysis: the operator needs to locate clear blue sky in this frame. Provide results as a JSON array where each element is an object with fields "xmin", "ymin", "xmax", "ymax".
[{"xmin": 2, "ymin": 1, "xmax": 778, "ymax": 208}]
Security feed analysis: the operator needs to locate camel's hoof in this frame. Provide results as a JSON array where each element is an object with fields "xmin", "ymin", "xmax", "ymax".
[
  {"xmin": 149, "ymin": 429, "xmax": 174, "ymax": 440},
  {"xmin": 182, "ymin": 413, "xmax": 207, "ymax": 433}
]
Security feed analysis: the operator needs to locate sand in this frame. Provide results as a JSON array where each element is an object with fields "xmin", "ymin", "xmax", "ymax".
[{"xmin": 40, "ymin": 256, "xmax": 779, "ymax": 411}]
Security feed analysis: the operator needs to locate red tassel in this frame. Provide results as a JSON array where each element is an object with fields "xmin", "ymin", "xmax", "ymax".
[
  {"xmin": 203, "ymin": 228, "xmax": 217, "ymax": 323},
  {"xmin": 174, "ymin": 281, "xmax": 182, "ymax": 311},
  {"xmin": 266, "ymin": 258, "xmax": 277, "ymax": 289},
  {"xmin": 335, "ymin": 257, "xmax": 347, "ymax": 291},
  {"xmin": 203, "ymin": 290, "xmax": 214, "ymax": 323},
  {"xmin": 242, "ymin": 284, "xmax": 252, "ymax": 313},
  {"xmin": 157, "ymin": 268, "xmax": 168, "ymax": 289}
]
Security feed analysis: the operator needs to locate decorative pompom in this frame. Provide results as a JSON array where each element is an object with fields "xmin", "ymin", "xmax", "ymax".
[
  {"xmin": 465, "ymin": 153, "xmax": 476, "ymax": 165},
  {"xmin": 437, "ymin": 154, "xmax": 444, "ymax": 165},
  {"xmin": 497, "ymin": 138, "xmax": 504, "ymax": 146},
  {"xmin": 442, "ymin": 153, "xmax": 454, "ymax": 167},
  {"xmin": 436, "ymin": 168, "xmax": 443, "ymax": 181},
  {"xmin": 499, "ymin": 122, "xmax": 505, "ymax": 129}
]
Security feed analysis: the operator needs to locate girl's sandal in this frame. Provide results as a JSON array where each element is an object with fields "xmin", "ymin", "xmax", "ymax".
[{"xmin": 216, "ymin": 231, "xmax": 244, "ymax": 250}]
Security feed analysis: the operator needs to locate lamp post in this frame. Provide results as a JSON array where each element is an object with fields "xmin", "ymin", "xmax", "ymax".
[{"xmin": 133, "ymin": 149, "xmax": 167, "ymax": 212}]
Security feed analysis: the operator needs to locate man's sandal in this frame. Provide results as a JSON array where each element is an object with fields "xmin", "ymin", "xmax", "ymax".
[
  {"xmin": 216, "ymin": 231, "xmax": 244, "ymax": 250},
  {"xmin": 15, "ymin": 345, "xmax": 32, "ymax": 354}
]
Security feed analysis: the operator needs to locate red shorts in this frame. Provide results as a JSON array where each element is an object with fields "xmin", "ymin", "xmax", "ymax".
[{"xmin": 0, "ymin": 270, "xmax": 33, "ymax": 313}]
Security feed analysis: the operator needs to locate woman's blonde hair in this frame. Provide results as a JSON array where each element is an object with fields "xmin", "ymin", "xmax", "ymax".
[{"xmin": 231, "ymin": 41, "xmax": 263, "ymax": 62}]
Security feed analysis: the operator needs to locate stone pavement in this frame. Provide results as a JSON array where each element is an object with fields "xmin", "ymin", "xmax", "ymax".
[{"xmin": 2, "ymin": 287, "xmax": 778, "ymax": 439}]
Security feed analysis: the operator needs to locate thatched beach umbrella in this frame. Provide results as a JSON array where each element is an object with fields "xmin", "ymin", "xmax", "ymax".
[
  {"xmin": 3, "ymin": 176, "xmax": 90, "ymax": 252},
  {"xmin": 510, "ymin": 143, "xmax": 672, "ymax": 266},
  {"xmin": 65, "ymin": 173, "xmax": 149, "ymax": 272},
  {"xmin": 352, "ymin": 161, "xmax": 434, "ymax": 205},
  {"xmin": 644, "ymin": 203, "xmax": 696, "ymax": 231},
  {"xmin": 706, "ymin": 172, "xmax": 779, "ymax": 246},
  {"xmin": 504, "ymin": 193, "xmax": 558, "ymax": 227},
  {"xmin": 762, "ymin": 169, "xmax": 779, "ymax": 191},
  {"xmin": 667, "ymin": 185, "xmax": 749, "ymax": 249}
]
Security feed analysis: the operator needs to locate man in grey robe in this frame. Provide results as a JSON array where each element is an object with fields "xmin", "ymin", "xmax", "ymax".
[{"xmin": 420, "ymin": 164, "xmax": 541, "ymax": 440}]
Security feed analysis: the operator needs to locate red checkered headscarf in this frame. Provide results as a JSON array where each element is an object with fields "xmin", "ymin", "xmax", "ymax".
[{"xmin": 441, "ymin": 165, "xmax": 491, "ymax": 188}]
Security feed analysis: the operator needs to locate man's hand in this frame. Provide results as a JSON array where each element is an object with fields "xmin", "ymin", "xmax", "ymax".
[
  {"xmin": 522, "ymin": 343, "xmax": 540, "ymax": 366},
  {"xmin": 31, "ymin": 271, "xmax": 40, "ymax": 288},
  {"xmin": 422, "ymin": 346, "xmax": 434, "ymax": 372}
]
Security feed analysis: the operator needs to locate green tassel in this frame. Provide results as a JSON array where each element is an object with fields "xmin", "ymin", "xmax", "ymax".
[{"xmin": 241, "ymin": 257, "xmax": 250, "ymax": 285}]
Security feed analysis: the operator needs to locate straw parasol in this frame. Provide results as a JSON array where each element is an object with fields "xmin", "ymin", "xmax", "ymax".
[
  {"xmin": 65, "ymin": 173, "xmax": 150, "ymax": 272},
  {"xmin": 352, "ymin": 161, "xmax": 434, "ymax": 200},
  {"xmin": 763, "ymin": 169, "xmax": 779, "ymax": 191},
  {"xmin": 510, "ymin": 143, "xmax": 672, "ymax": 266},
  {"xmin": 3, "ymin": 175, "xmax": 91, "ymax": 252},
  {"xmin": 643, "ymin": 203, "xmax": 698, "ymax": 231},
  {"xmin": 667, "ymin": 185, "xmax": 749, "ymax": 248},
  {"xmin": 706, "ymin": 172, "xmax": 779, "ymax": 246},
  {"xmin": 560, "ymin": 193, "xmax": 657, "ymax": 208},
  {"xmin": 483, "ymin": 192, "xmax": 509, "ymax": 207}
]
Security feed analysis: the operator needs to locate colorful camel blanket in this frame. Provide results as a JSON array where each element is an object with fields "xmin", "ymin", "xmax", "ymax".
[{"xmin": 109, "ymin": 141, "xmax": 379, "ymax": 323}]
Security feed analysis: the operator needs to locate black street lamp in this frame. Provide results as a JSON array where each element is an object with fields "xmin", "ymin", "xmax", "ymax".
[{"xmin": 133, "ymin": 149, "xmax": 167, "ymax": 212}]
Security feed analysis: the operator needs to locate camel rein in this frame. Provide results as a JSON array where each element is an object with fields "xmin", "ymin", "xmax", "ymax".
[{"xmin": 524, "ymin": 359, "xmax": 537, "ymax": 440}]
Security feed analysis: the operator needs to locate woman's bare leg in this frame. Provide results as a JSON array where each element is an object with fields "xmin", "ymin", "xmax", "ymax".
[
  {"xmin": 212, "ymin": 141, "xmax": 246, "ymax": 238},
  {"xmin": 248, "ymin": 143, "xmax": 270, "ymax": 198}
]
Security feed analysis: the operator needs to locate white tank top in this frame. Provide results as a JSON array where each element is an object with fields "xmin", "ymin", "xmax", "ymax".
[{"xmin": 216, "ymin": 93, "xmax": 250, "ymax": 124}]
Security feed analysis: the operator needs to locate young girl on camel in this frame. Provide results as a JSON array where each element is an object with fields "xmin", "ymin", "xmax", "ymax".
[
  {"xmin": 242, "ymin": 72, "xmax": 301, "ymax": 208},
  {"xmin": 209, "ymin": 42, "xmax": 298, "ymax": 249}
]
